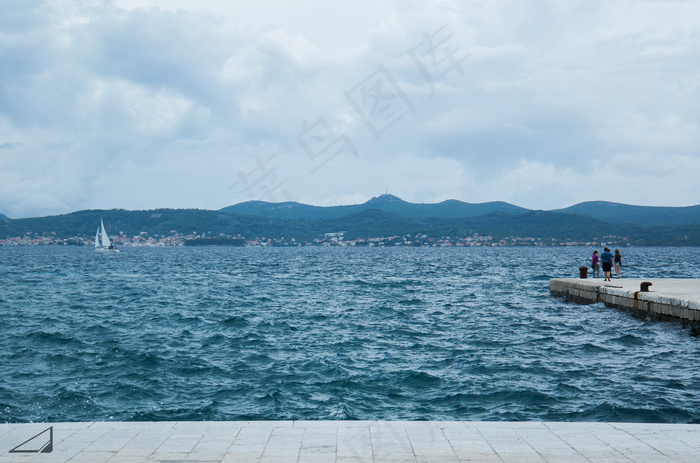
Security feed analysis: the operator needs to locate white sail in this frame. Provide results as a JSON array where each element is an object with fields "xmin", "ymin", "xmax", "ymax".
[
  {"xmin": 95, "ymin": 218, "xmax": 118, "ymax": 252},
  {"xmin": 100, "ymin": 219, "xmax": 111, "ymax": 247}
]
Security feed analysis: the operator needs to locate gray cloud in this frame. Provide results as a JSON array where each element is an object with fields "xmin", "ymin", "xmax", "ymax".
[{"xmin": 1, "ymin": 0, "xmax": 700, "ymax": 218}]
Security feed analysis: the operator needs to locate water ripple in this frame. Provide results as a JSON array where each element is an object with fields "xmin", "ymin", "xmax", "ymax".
[{"xmin": 1, "ymin": 246, "xmax": 700, "ymax": 423}]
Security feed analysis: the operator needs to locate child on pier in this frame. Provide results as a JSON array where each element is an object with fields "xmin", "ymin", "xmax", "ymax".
[{"xmin": 591, "ymin": 250, "xmax": 600, "ymax": 278}]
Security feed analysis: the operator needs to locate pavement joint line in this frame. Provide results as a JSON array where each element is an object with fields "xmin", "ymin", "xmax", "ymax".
[
  {"xmin": 475, "ymin": 424, "xmax": 505, "ymax": 462},
  {"xmin": 542, "ymin": 422, "xmax": 596, "ymax": 463}
]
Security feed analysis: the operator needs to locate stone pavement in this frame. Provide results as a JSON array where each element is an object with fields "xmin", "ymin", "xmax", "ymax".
[{"xmin": 2, "ymin": 420, "xmax": 700, "ymax": 462}]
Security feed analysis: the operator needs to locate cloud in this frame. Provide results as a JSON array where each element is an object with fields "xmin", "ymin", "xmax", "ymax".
[
  {"xmin": 280, "ymin": 151, "xmax": 473, "ymax": 208},
  {"xmin": 482, "ymin": 153, "xmax": 700, "ymax": 210},
  {"xmin": 2, "ymin": 0, "xmax": 700, "ymax": 218},
  {"xmin": 0, "ymin": 142, "xmax": 21, "ymax": 150}
]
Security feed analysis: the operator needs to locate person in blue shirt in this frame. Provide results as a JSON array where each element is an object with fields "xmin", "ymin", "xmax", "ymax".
[{"xmin": 600, "ymin": 247, "xmax": 613, "ymax": 281}]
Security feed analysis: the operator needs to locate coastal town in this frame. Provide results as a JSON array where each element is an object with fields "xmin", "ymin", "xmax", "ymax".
[{"xmin": 0, "ymin": 230, "xmax": 630, "ymax": 248}]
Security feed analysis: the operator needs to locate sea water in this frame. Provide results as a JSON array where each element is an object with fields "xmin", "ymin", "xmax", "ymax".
[{"xmin": 1, "ymin": 246, "xmax": 699, "ymax": 423}]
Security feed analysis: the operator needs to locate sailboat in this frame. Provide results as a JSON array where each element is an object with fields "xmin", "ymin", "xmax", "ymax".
[{"xmin": 95, "ymin": 218, "xmax": 119, "ymax": 252}]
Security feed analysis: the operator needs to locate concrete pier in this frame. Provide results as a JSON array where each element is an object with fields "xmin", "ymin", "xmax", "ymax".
[
  {"xmin": 2, "ymin": 420, "xmax": 700, "ymax": 462},
  {"xmin": 550, "ymin": 278, "xmax": 700, "ymax": 322}
]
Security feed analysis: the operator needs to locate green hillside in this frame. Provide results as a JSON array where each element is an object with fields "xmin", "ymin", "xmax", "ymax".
[
  {"xmin": 220, "ymin": 194, "xmax": 529, "ymax": 219},
  {"xmin": 0, "ymin": 209, "xmax": 322, "ymax": 242},
  {"xmin": 553, "ymin": 201, "xmax": 700, "ymax": 226},
  {"xmin": 223, "ymin": 196, "xmax": 700, "ymax": 228},
  {"xmin": 2, "ymin": 198, "xmax": 700, "ymax": 246}
]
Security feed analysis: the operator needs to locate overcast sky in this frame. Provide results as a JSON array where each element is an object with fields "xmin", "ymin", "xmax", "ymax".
[{"xmin": 1, "ymin": 0, "xmax": 699, "ymax": 218}]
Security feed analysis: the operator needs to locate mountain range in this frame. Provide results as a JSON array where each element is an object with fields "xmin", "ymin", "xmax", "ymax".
[
  {"xmin": 220, "ymin": 195, "xmax": 528, "ymax": 220},
  {"xmin": 222, "ymin": 194, "xmax": 700, "ymax": 226},
  {"xmin": 551, "ymin": 201, "xmax": 700, "ymax": 226},
  {"xmin": 1, "ymin": 194, "xmax": 699, "ymax": 245}
]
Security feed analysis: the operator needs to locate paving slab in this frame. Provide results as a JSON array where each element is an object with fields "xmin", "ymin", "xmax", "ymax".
[{"xmin": 2, "ymin": 421, "xmax": 700, "ymax": 462}]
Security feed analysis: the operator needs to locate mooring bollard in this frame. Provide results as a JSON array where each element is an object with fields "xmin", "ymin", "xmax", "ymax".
[
  {"xmin": 640, "ymin": 281, "xmax": 652, "ymax": 292},
  {"xmin": 579, "ymin": 266, "xmax": 588, "ymax": 279}
]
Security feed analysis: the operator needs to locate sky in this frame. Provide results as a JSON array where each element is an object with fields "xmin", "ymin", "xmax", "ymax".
[{"xmin": 1, "ymin": 0, "xmax": 699, "ymax": 218}]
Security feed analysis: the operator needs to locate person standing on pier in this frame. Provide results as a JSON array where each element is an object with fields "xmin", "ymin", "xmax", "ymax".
[
  {"xmin": 600, "ymin": 247, "xmax": 613, "ymax": 281},
  {"xmin": 591, "ymin": 250, "xmax": 600, "ymax": 278},
  {"xmin": 614, "ymin": 249, "xmax": 622, "ymax": 278}
]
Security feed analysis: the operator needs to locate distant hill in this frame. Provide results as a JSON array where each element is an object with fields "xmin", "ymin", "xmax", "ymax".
[
  {"xmin": 315, "ymin": 208, "xmax": 700, "ymax": 245},
  {"xmin": 553, "ymin": 201, "xmax": 700, "ymax": 226},
  {"xmin": 220, "ymin": 194, "xmax": 529, "ymax": 219},
  {"xmin": 223, "ymin": 196, "xmax": 700, "ymax": 227},
  {"xmin": 221, "ymin": 201, "xmax": 345, "ymax": 220},
  {"xmin": 321, "ymin": 209, "xmax": 616, "ymax": 242},
  {"xmin": 0, "ymin": 213, "xmax": 9, "ymax": 220},
  {"xmin": 2, "ymin": 206, "xmax": 700, "ymax": 245},
  {"xmin": 3, "ymin": 195, "xmax": 700, "ymax": 246},
  {"xmin": 0, "ymin": 209, "xmax": 323, "ymax": 242}
]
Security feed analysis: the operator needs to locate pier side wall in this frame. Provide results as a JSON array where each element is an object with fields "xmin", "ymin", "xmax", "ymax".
[{"xmin": 549, "ymin": 279, "xmax": 700, "ymax": 322}]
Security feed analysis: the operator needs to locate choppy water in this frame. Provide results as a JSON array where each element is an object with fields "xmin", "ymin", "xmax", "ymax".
[{"xmin": 1, "ymin": 246, "xmax": 700, "ymax": 424}]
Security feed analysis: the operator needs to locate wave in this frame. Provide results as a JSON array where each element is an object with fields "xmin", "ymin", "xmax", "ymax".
[{"xmin": 3, "ymin": 246, "xmax": 700, "ymax": 423}]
